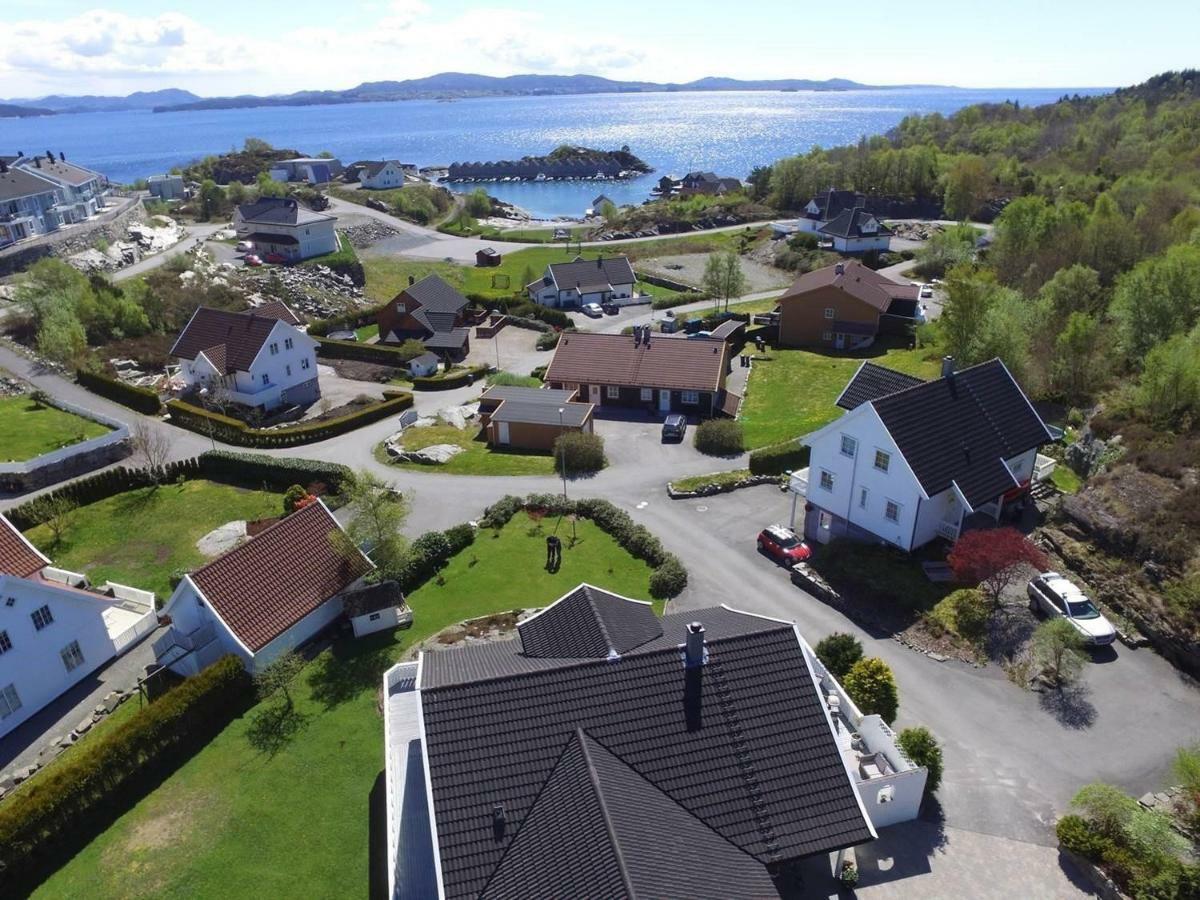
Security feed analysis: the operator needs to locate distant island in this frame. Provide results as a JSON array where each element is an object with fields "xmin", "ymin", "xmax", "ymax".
[
  {"xmin": 0, "ymin": 103, "xmax": 56, "ymax": 118},
  {"xmin": 1, "ymin": 73, "xmax": 953, "ymax": 117}
]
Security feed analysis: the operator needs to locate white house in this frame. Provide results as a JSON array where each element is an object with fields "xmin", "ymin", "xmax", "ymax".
[
  {"xmin": 791, "ymin": 188, "xmax": 865, "ymax": 235},
  {"xmin": 152, "ymin": 501, "xmax": 373, "ymax": 676},
  {"xmin": 796, "ymin": 358, "xmax": 1055, "ymax": 551},
  {"xmin": 170, "ymin": 301, "xmax": 321, "ymax": 412},
  {"xmin": 358, "ymin": 160, "xmax": 408, "ymax": 190},
  {"xmin": 343, "ymin": 581, "xmax": 411, "ymax": 638},
  {"xmin": 406, "ymin": 352, "xmax": 439, "ymax": 378},
  {"xmin": 234, "ymin": 197, "xmax": 338, "ymax": 261},
  {"xmin": 0, "ymin": 161, "xmax": 62, "ymax": 247},
  {"xmin": 147, "ymin": 174, "xmax": 186, "ymax": 200},
  {"xmin": 526, "ymin": 255, "xmax": 636, "ymax": 308},
  {"xmin": 15, "ymin": 153, "xmax": 108, "ymax": 224},
  {"xmin": 818, "ymin": 207, "xmax": 893, "ymax": 254},
  {"xmin": 0, "ymin": 515, "xmax": 156, "ymax": 739}
]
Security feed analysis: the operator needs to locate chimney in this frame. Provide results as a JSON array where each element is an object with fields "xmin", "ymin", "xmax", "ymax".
[
  {"xmin": 633, "ymin": 325, "xmax": 641, "ymax": 346},
  {"xmin": 408, "ymin": 275, "xmax": 415, "ymax": 286},
  {"xmin": 941, "ymin": 356, "xmax": 956, "ymax": 378},
  {"xmin": 0, "ymin": 161, "xmax": 7, "ymax": 175},
  {"xmin": 684, "ymin": 622, "xmax": 706, "ymax": 668},
  {"xmin": 834, "ymin": 262, "xmax": 845, "ymax": 276},
  {"xmin": 492, "ymin": 803, "xmax": 506, "ymax": 840}
]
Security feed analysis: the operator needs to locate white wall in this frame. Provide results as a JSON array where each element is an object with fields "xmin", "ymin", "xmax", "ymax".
[
  {"xmin": 362, "ymin": 164, "xmax": 405, "ymax": 189},
  {"xmin": 1006, "ymin": 447, "xmax": 1037, "ymax": 484},
  {"xmin": 912, "ymin": 487, "xmax": 962, "ymax": 548},
  {"xmin": 235, "ymin": 219, "xmax": 337, "ymax": 259},
  {"xmin": 351, "ymin": 606, "xmax": 411, "ymax": 638},
  {"xmin": 251, "ymin": 593, "xmax": 345, "ymax": 673},
  {"xmin": 183, "ymin": 320, "xmax": 318, "ymax": 411},
  {"xmin": 834, "ymin": 234, "xmax": 891, "ymax": 253}
]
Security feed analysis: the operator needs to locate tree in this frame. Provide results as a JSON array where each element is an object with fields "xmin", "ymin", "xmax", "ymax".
[
  {"xmin": 28, "ymin": 493, "xmax": 77, "ymax": 547},
  {"xmin": 1052, "ymin": 312, "xmax": 1103, "ymax": 402},
  {"xmin": 246, "ymin": 650, "xmax": 307, "ymax": 756},
  {"xmin": 1110, "ymin": 243, "xmax": 1200, "ymax": 363},
  {"xmin": 692, "ymin": 419, "xmax": 743, "ymax": 456},
  {"xmin": 947, "ymin": 527, "xmax": 1049, "ymax": 609},
  {"xmin": 1083, "ymin": 192, "xmax": 1138, "ymax": 284},
  {"xmin": 701, "ymin": 251, "xmax": 747, "ymax": 313},
  {"xmin": 1031, "ymin": 618, "xmax": 1087, "ymax": 685},
  {"xmin": 937, "ymin": 265, "xmax": 996, "ymax": 362},
  {"xmin": 254, "ymin": 650, "xmax": 305, "ymax": 707},
  {"xmin": 343, "ymin": 469, "xmax": 408, "ymax": 579},
  {"xmin": 130, "ymin": 419, "xmax": 172, "ymax": 483},
  {"xmin": 226, "ymin": 180, "xmax": 248, "ymax": 205},
  {"xmin": 198, "ymin": 179, "xmax": 225, "ymax": 221},
  {"xmin": 255, "ymin": 171, "xmax": 288, "ymax": 199},
  {"xmin": 942, "ymin": 155, "xmax": 989, "ymax": 221},
  {"xmin": 597, "ymin": 200, "xmax": 618, "ymax": 220},
  {"xmin": 973, "ymin": 286, "xmax": 1033, "ymax": 381},
  {"xmin": 553, "ymin": 432, "xmax": 606, "ymax": 476},
  {"xmin": 243, "ymin": 137, "xmax": 273, "ymax": 154},
  {"xmin": 897, "ymin": 726, "xmax": 944, "ymax": 795},
  {"xmin": 746, "ymin": 164, "xmax": 773, "ymax": 201},
  {"xmin": 35, "ymin": 305, "xmax": 87, "ymax": 363},
  {"xmin": 843, "ymin": 657, "xmax": 899, "ymax": 723},
  {"xmin": 464, "ymin": 188, "xmax": 491, "ymax": 218},
  {"xmin": 815, "ymin": 633, "xmax": 863, "ymax": 679},
  {"xmin": 1136, "ymin": 328, "xmax": 1200, "ymax": 427},
  {"xmin": 1037, "ymin": 264, "xmax": 1104, "ymax": 322}
]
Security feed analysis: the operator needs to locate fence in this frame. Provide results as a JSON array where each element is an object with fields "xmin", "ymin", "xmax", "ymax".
[{"xmin": 0, "ymin": 399, "xmax": 131, "ymax": 492}]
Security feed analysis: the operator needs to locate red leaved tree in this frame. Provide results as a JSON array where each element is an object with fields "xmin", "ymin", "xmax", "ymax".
[{"xmin": 947, "ymin": 528, "xmax": 1049, "ymax": 608}]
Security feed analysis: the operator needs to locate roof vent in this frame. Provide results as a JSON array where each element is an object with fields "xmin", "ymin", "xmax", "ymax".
[
  {"xmin": 684, "ymin": 622, "xmax": 706, "ymax": 668},
  {"xmin": 492, "ymin": 803, "xmax": 506, "ymax": 840}
]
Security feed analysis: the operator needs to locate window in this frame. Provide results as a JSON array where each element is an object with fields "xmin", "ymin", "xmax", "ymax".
[
  {"xmin": 606, "ymin": 385, "xmax": 620, "ymax": 399},
  {"xmin": 61, "ymin": 640, "xmax": 85, "ymax": 672},
  {"xmin": 874, "ymin": 450, "xmax": 891, "ymax": 473},
  {"xmin": 0, "ymin": 684, "xmax": 21, "ymax": 719},
  {"xmin": 859, "ymin": 487, "xmax": 869, "ymax": 509},
  {"xmin": 31, "ymin": 605, "xmax": 53, "ymax": 631},
  {"xmin": 822, "ymin": 331, "xmax": 833, "ymax": 342},
  {"xmin": 819, "ymin": 470, "xmax": 834, "ymax": 492},
  {"xmin": 885, "ymin": 500, "xmax": 901, "ymax": 522},
  {"xmin": 824, "ymin": 307, "xmax": 835, "ymax": 319},
  {"xmin": 840, "ymin": 434, "xmax": 857, "ymax": 457},
  {"xmin": 301, "ymin": 357, "xmax": 310, "ymax": 371},
  {"xmin": 286, "ymin": 365, "xmax": 292, "ymax": 377},
  {"xmin": 640, "ymin": 388, "xmax": 653, "ymax": 402},
  {"xmin": 0, "ymin": 630, "xmax": 10, "ymax": 653},
  {"xmin": 4, "ymin": 596, "xmax": 13, "ymax": 607},
  {"xmin": 368, "ymin": 612, "xmax": 381, "ymax": 622},
  {"xmin": 284, "ymin": 337, "xmax": 293, "ymax": 351},
  {"xmin": 269, "ymin": 342, "xmax": 279, "ymax": 356},
  {"xmin": 681, "ymin": 390, "xmax": 700, "ymax": 404},
  {"xmin": 261, "ymin": 374, "xmax": 269, "ymax": 386}
]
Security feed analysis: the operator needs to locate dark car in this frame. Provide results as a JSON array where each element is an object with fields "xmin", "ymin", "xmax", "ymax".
[
  {"xmin": 264, "ymin": 252, "xmax": 287, "ymax": 264},
  {"xmin": 757, "ymin": 525, "xmax": 812, "ymax": 565},
  {"xmin": 601, "ymin": 301, "xmax": 619, "ymax": 315},
  {"xmin": 661, "ymin": 414, "xmax": 687, "ymax": 442}
]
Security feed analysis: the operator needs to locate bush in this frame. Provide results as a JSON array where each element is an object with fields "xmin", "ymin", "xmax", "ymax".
[
  {"xmin": 76, "ymin": 369, "xmax": 162, "ymax": 415},
  {"xmin": 528, "ymin": 305, "xmax": 572, "ymax": 329},
  {"xmin": 553, "ymin": 432, "xmax": 606, "ymax": 475},
  {"xmin": 693, "ymin": 419, "xmax": 744, "ymax": 456},
  {"xmin": 843, "ymin": 657, "xmax": 899, "ymax": 723},
  {"xmin": 748, "ymin": 441, "xmax": 809, "ymax": 475},
  {"xmin": 927, "ymin": 588, "xmax": 990, "ymax": 645},
  {"xmin": 787, "ymin": 232, "xmax": 819, "ymax": 250},
  {"xmin": 897, "ymin": 726, "xmax": 944, "ymax": 795},
  {"xmin": 649, "ymin": 554, "xmax": 688, "ymax": 599},
  {"xmin": 443, "ymin": 523, "xmax": 476, "ymax": 554},
  {"xmin": 411, "ymin": 365, "xmax": 490, "ymax": 391},
  {"xmin": 283, "ymin": 484, "xmax": 309, "ymax": 514},
  {"xmin": 651, "ymin": 291, "xmax": 708, "ymax": 310},
  {"xmin": 815, "ymin": 632, "xmax": 863, "ymax": 678},
  {"xmin": 307, "ymin": 304, "xmax": 386, "ymax": 338},
  {"xmin": 1057, "ymin": 814, "xmax": 1111, "ymax": 859},
  {"xmin": 199, "ymin": 450, "xmax": 354, "ymax": 493},
  {"xmin": 537, "ymin": 331, "xmax": 561, "ymax": 351},
  {"xmin": 0, "ymin": 656, "xmax": 251, "ymax": 891}
]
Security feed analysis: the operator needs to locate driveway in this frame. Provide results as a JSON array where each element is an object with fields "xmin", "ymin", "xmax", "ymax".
[{"xmin": 112, "ymin": 222, "xmax": 227, "ymax": 282}]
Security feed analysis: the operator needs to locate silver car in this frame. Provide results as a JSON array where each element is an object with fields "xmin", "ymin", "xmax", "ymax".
[{"xmin": 1027, "ymin": 572, "xmax": 1117, "ymax": 646}]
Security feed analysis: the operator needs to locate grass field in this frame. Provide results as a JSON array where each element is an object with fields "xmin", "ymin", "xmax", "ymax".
[
  {"xmin": 375, "ymin": 423, "xmax": 557, "ymax": 476},
  {"xmin": 354, "ymin": 322, "xmax": 380, "ymax": 342},
  {"xmin": 740, "ymin": 342, "xmax": 942, "ymax": 449},
  {"xmin": 24, "ymin": 480, "xmax": 281, "ymax": 597},
  {"xmin": 0, "ymin": 395, "xmax": 111, "ymax": 461},
  {"xmin": 31, "ymin": 514, "xmax": 655, "ymax": 899}
]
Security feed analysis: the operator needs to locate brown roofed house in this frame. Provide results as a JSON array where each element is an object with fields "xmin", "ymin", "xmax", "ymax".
[
  {"xmin": 377, "ymin": 274, "xmax": 471, "ymax": 361},
  {"xmin": 478, "ymin": 385, "xmax": 595, "ymax": 451},
  {"xmin": 777, "ymin": 260, "xmax": 920, "ymax": 350}
]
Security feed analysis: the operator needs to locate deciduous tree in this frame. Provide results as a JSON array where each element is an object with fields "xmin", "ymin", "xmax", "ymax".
[
  {"xmin": 843, "ymin": 657, "xmax": 899, "ymax": 723},
  {"xmin": 1031, "ymin": 618, "xmax": 1086, "ymax": 685},
  {"xmin": 815, "ymin": 632, "xmax": 863, "ymax": 679},
  {"xmin": 947, "ymin": 527, "xmax": 1049, "ymax": 609},
  {"xmin": 701, "ymin": 251, "xmax": 747, "ymax": 313}
]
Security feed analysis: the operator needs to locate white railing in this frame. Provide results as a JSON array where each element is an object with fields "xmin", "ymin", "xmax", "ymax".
[
  {"xmin": 935, "ymin": 520, "xmax": 960, "ymax": 541},
  {"xmin": 110, "ymin": 608, "xmax": 158, "ymax": 654},
  {"xmin": 788, "ymin": 467, "xmax": 810, "ymax": 496},
  {"xmin": 1034, "ymin": 453, "xmax": 1057, "ymax": 482}
]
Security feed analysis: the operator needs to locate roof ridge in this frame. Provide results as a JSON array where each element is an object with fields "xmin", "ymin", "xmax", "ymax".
[
  {"xmin": 577, "ymin": 729, "xmax": 638, "ymax": 899},
  {"xmin": 582, "ymin": 586, "xmax": 619, "ymax": 657}
]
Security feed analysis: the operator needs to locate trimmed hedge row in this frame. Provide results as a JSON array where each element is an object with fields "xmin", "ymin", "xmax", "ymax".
[
  {"xmin": 480, "ymin": 494, "xmax": 688, "ymax": 599},
  {"xmin": 748, "ymin": 440, "xmax": 810, "ymax": 475},
  {"xmin": 0, "ymin": 656, "xmax": 252, "ymax": 892},
  {"xmin": 308, "ymin": 304, "xmax": 386, "ymax": 338},
  {"xmin": 395, "ymin": 523, "xmax": 477, "ymax": 592},
  {"xmin": 76, "ymin": 369, "xmax": 162, "ymax": 415},
  {"xmin": 411, "ymin": 365, "xmax": 490, "ymax": 391},
  {"xmin": 315, "ymin": 337, "xmax": 423, "ymax": 366},
  {"xmin": 165, "ymin": 391, "xmax": 413, "ymax": 447}
]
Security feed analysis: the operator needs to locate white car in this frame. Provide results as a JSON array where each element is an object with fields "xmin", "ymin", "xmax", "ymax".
[
  {"xmin": 236, "ymin": 240, "xmax": 254, "ymax": 253},
  {"xmin": 581, "ymin": 303, "xmax": 604, "ymax": 318},
  {"xmin": 1027, "ymin": 572, "xmax": 1117, "ymax": 646},
  {"xmin": 919, "ymin": 283, "xmax": 934, "ymax": 300}
]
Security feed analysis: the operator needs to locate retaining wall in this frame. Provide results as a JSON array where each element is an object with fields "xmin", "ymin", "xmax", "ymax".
[{"xmin": 0, "ymin": 401, "xmax": 131, "ymax": 493}]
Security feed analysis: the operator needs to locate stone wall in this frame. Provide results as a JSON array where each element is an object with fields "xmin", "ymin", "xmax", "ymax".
[{"xmin": 0, "ymin": 198, "xmax": 147, "ymax": 277}]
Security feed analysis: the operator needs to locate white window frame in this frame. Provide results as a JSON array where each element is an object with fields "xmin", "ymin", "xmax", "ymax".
[
  {"xmin": 822, "ymin": 330, "xmax": 833, "ymax": 342},
  {"xmin": 874, "ymin": 449, "xmax": 891, "ymax": 473},
  {"xmin": 31, "ymin": 605, "xmax": 53, "ymax": 631},
  {"xmin": 301, "ymin": 357, "xmax": 310, "ymax": 371},
  {"xmin": 261, "ymin": 374, "xmax": 270, "ymax": 386},
  {"xmin": 819, "ymin": 469, "xmax": 834, "ymax": 492},
  {"xmin": 368, "ymin": 612, "xmax": 381, "ymax": 622},
  {"xmin": 885, "ymin": 499, "xmax": 901, "ymax": 522},
  {"xmin": 269, "ymin": 342, "xmax": 279, "ymax": 356},
  {"xmin": 840, "ymin": 434, "xmax": 857, "ymax": 458},
  {"xmin": 640, "ymin": 388, "xmax": 653, "ymax": 402},
  {"xmin": 606, "ymin": 385, "xmax": 620, "ymax": 400},
  {"xmin": 284, "ymin": 337, "xmax": 293, "ymax": 350},
  {"xmin": 0, "ymin": 683, "xmax": 21, "ymax": 718},
  {"xmin": 824, "ymin": 307, "xmax": 835, "ymax": 319},
  {"xmin": 61, "ymin": 640, "xmax": 85, "ymax": 672},
  {"xmin": 681, "ymin": 390, "xmax": 700, "ymax": 404}
]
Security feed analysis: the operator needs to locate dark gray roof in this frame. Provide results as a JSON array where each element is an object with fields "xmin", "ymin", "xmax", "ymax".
[
  {"xmin": 409, "ymin": 352, "xmax": 439, "ymax": 367},
  {"xmin": 0, "ymin": 165, "xmax": 60, "ymax": 202},
  {"xmin": 342, "ymin": 580, "xmax": 405, "ymax": 617},
  {"xmin": 17, "ymin": 157, "xmax": 100, "ymax": 187},
  {"xmin": 480, "ymin": 385, "xmax": 577, "ymax": 407},
  {"xmin": 403, "ymin": 274, "xmax": 468, "ymax": 315},
  {"xmin": 802, "ymin": 189, "xmax": 864, "ymax": 221},
  {"xmin": 236, "ymin": 197, "xmax": 333, "ymax": 226},
  {"xmin": 517, "ymin": 585, "xmax": 661, "ymax": 658},
  {"xmin": 490, "ymin": 399, "xmax": 592, "ymax": 427},
  {"xmin": 818, "ymin": 207, "xmax": 893, "ymax": 240},
  {"xmin": 422, "ymin": 328, "xmax": 470, "ymax": 350},
  {"xmin": 420, "ymin": 603, "xmax": 873, "ymax": 898},
  {"xmin": 480, "ymin": 729, "xmax": 777, "ymax": 899},
  {"xmin": 836, "ymin": 361, "xmax": 925, "ymax": 411},
  {"xmin": 707, "ymin": 319, "xmax": 745, "ymax": 341},
  {"xmin": 547, "ymin": 256, "xmax": 635, "ymax": 292},
  {"xmin": 870, "ymin": 359, "xmax": 1053, "ymax": 506}
]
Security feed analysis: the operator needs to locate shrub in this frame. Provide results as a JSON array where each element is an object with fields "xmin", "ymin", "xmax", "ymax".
[
  {"xmin": 928, "ymin": 588, "xmax": 990, "ymax": 645},
  {"xmin": 693, "ymin": 419, "xmax": 744, "ymax": 456},
  {"xmin": 748, "ymin": 441, "xmax": 809, "ymax": 475},
  {"xmin": 1057, "ymin": 814, "xmax": 1111, "ymax": 859},
  {"xmin": 815, "ymin": 632, "xmax": 863, "ymax": 678},
  {"xmin": 413, "ymin": 530, "xmax": 453, "ymax": 565},
  {"xmin": 76, "ymin": 369, "xmax": 162, "ymax": 414},
  {"xmin": 283, "ymin": 484, "xmax": 309, "ymax": 514},
  {"xmin": 537, "ymin": 331, "xmax": 560, "ymax": 351},
  {"xmin": 199, "ymin": 450, "xmax": 354, "ymax": 493},
  {"xmin": 553, "ymin": 432, "xmax": 606, "ymax": 475},
  {"xmin": 649, "ymin": 553, "xmax": 688, "ymax": 599},
  {"xmin": 443, "ymin": 523, "xmax": 476, "ymax": 555},
  {"xmin": 897, "ymin": 726, "xmax": 944, "ymax": 795},
  {"xmin": 1032, "ymin": 618, "xmax": 1087, "ymax": 685},
  {"xmin": 651, "ymin": 291, "xmax": 708, "ymax": 310},
  {"xmin": 947, "ymin": 527, "xmax": 1049, "ymax": 607},
  {"xmin": 411, "ymin": 365, "xmax": 490, "ymax": 391},
  {"xmin": 787, "ymin": 232, "xmax": 819, "ymax": 250},
  {"xmin": 843, "ymin": 657, "xmax": 899, "ymax": 723},
  {"xmin": 316, "ymin": 337, "xmax": 424, "ymax": 366},
  {"xmin": 528, "ymin": 305, "xmax": 572, "ymax": 328},
  {"xmin": 0, "ymin": 656, "xmax": 251, "ymax": 891}
]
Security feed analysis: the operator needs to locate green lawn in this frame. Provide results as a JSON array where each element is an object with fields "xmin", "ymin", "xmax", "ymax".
[
  {"xmin": 740, "ymin": 342, "xmax": 943, "ymax": 449},
  {"xmin": 1051, "ymin": 464, "xmax": 1082, "ymax": 494},
  {"xmin": 669, "ymin": 469, "xmax": 752, "ymax": 492},
  {"xmin": 375, "ymin": 423, "xmax": 557, "ymax": 476},
  {"xmin": 32, "ymin": 515, "xmax": 656, "ymax": 899},
  {"xmin": 0, "ymin": 395, "xmax": 111, "ymax": 462},
  {"xmin": 24, "ymin": 480, "xmax": 281, "ymax": 597},
  {"xmin": 354, "ymin": 322, "xmax": 380, "ymax": 342}
]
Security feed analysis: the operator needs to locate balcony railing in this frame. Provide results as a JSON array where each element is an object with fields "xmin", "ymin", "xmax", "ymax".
[{"xmin": 1034, "ymin": 453, "xmax": 1057, "ymax": 482}]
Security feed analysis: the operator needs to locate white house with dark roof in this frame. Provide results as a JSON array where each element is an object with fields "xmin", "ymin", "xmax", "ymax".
[
  {"xmin": 234, "ymin": 197, "xmax": 338, "ymax": 260},
  {"xmin": 358, "ymin": 160, "xmax": 408, "ymax": 190},
  {"xmin": 797, "ymin": 357, "xmax": 1056, "ymax": 550},
  {"xmin": 818, "ymin": 207, "xmax": 893, "ymax": 253},
  {"xmin": 526, "ymin": 255, "xmax": 636, "ymax": 308},
  {"xmin": 0, "ymin": 514, "xmax": 156, "ymax": 739},
  {"xmin": 383, "ymin": 583, "xmax": 926, "ymax": 898},
  {"xmin": 14, "ymin": 152, "xmax": 108, "ymax": 223},
  {"xmin": 0, "ymin": 161, "xmax": 62, "ymax": 247},
  {"xmin": 170, "ymin": 301, "xmax": 320, "ymax": 412}
]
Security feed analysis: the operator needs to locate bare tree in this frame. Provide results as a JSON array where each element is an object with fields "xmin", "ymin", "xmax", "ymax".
[
  {"xmin": 130, "ymin": 419, "xmax": 173, "ymax": 483},
  {"xmin": 28, "ymin": 493, "xmax": 77, "ymax": 547}
]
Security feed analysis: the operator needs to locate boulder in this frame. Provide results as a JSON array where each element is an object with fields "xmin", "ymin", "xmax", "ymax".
[
  {"xmin": 400, "ymin": 444, "xmax": 464, "ymax": 465},
  {"xmin": 103, "ymin": 691, "xmax": 122, "ymax": 713},
  {"xmin": 75, "ymin": 717, "xmax": 93, "ymax": 736}
]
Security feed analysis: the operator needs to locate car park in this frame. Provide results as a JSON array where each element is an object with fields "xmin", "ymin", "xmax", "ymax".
[
  {"xmin": 756, "ymin": 525, "xmax": 812, "ymax": 565},
  {"xmin": 661, "ymin": 414, "xmax": 687, "ymax": 442},
  {"xmin": 581, "ymin": 303, "xmax": 604, "ymax": 318},
  {"xmin": 244, "ymin": 254, "xmax": 263, "ymax": 267},
  {"xmin": 1027, "ymin": 572, "xmax": 1117, "ymax": 646}
]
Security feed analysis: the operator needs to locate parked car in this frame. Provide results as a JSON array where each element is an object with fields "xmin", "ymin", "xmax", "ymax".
[
  {"xmin": 1027, "ymin": 572, "xmax": 1117, "ymax": 646},
  {"xmin": 264, "ymin": 252, "xmax": 287, "ymax": 264},
  {"xmin": 244, "ymin": 254, "xmax": 263, "ymax": 267},
  {"xmin": 661, "ymin": 414, "xmax": 687, "ymax": 442},
  {"xmin": 601, "ymin": 301, "xmax": 619, "ymax": 315},
  {"xmin": 919, "ymin": 284, "xmax": 934, "ymax": 300},
  {"xmin": 756, "ymin": 525, "xmax": 812, "ymax": 565},
  {"xmin": 581, "ymin": 303, "xmax": 604, "ymax": 318},
  {"xmin": 236, "ymin": 240, "xmax": 254, "ymax": 253}
]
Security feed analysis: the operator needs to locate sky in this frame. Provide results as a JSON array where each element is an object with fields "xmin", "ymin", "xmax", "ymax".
[{"xmin": 2, "ymin": 0, "xmax": 1198, "ymax": 99}]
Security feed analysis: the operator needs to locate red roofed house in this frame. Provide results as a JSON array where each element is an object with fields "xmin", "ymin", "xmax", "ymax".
[
  {"xmin": 777, "ymin": 260, "xmax": 921, "ymax": 350},
  {"xmin": 152, "ymin": 501, "xmax": 373, "ymax": 676},
  {"xmin": 0, "ymin": 514, "xmax": 157, "ymax": 739},
  {"xmin": 170, "ymin": 301, "xmax": 321, "ymax": 413}
]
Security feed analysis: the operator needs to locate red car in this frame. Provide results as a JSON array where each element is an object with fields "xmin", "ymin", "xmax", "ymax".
[
  {"xmin": 757, "ymin": 525, "xmax": 812, "ymax": 565},
  {"xmin": 244, "ymin": 254, "xmax": 263, "ymax": 267},
  {"xmin": 264, "ymin": 252, "xmax": 287, "ymax": 264}
]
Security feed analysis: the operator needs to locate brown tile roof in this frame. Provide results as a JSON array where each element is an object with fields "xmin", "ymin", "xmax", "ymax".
[
  {"xmin": 546, "ymin": 331, "xmax": 727, "ymax": 392},
  {"xmin": 779, "ymin": 260, "xmax": 917, "ymax": 313},
  {"xmin": 189, "ymin": 501, "xmax": 371, "ymax": 652},
  {"xmin": 254, "ymin": 300, "xmax": 301, "ymax": 325},
  {"xmin": 0, "ymin": 514, "xmax": 49, "ymax": 578},
  {"xmin": 169, "ymin": 307, "xmax": 288, "ymax": 373}
]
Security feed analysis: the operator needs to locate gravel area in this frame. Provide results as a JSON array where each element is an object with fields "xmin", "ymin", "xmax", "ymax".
[{"xmin": 637, "ymin": 252, "xmax": 792, "ymax": 293}]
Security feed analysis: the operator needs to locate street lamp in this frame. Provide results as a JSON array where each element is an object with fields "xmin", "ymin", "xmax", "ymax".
[
  {"xmin": 558, "ymin": 407, "xmax": 567, "ymax": 499},
  {"xmin": 198, "ymin": 387, "xmax": 216, "ymax": 451}
]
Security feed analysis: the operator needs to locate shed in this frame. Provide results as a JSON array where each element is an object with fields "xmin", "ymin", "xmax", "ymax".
[
  {"xmin": 475, "ymin": 247, "xmax": 501, "ymax": 267},
  {"xmin": 343, "ymin": 580, "xmax": 411, "ymax": 637},
  {"xmin": 408, "ymin": 352, "xmax": 440, "ymax": 377}
]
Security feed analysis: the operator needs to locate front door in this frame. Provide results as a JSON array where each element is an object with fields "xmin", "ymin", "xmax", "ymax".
[
  {"xmin": 834, "ymin": 332, "xmax": 845, "ymax": 350},
  {"xmin": 589, "ymin": 384, "xmax": 601, "ymax": 404},
  {"xmin": 496, "ymin": 422, "xmax": 510, "ymax": 444},
  {"xmin": 658, "ymin": 389, "xmax": 671, "ymax": 412}
]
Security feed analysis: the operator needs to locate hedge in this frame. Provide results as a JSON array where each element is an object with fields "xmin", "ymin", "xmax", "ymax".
[
  {"xmin": 165, "ymin": 391, "xmax": 413, "ymax": 447},
  {"xmin": 76, "ymin": 369, "xmax": 162, "ymax": 415},
  {"xmin": 308, "ymin": 304, "xmax": 386, "ymax": 338},
  {"xmin": 650, "ymin": 291, "xmax": 708, "ymax": 310},
  {"xmin": 480, "ymin": 494, "xmax": 688, "ymax": 599},
  {"xmin": 748, "ymin": 440, "xmax": 810, "ymax": 475},
  {"xmin": 411, "ymin": 365, "xmax": 490, "ymax": 391},
  {"xmin": 553, "ymin": 432, "xmax": 606, "ymax": 475},
  {"xmin": 694, "ymin": 419, "xmax": 744, "ymax": 456},
  {"xmin": 315, "ymin": 337, "xmax": 423, "ymax": 366},
  {"xmin": 0, "ymin": 656, "xmax": 252, "ymax": 891}
]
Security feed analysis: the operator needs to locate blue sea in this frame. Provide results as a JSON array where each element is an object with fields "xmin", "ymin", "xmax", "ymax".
[{"xmin": 0, "ymin": 88, "xmax": 1107, "ymax": 218}]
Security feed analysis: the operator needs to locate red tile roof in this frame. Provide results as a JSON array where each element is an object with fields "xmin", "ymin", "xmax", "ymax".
[
  {"xmin": 169, "ymin": 306, "xmax": 295, "ymax": 374},
  {"xmin": 779, "ymin": 260, "xmax": 918, "ymax": 312},
  {"xmin": 254, "ymin": 300, "xmax": 301, "ymax": 325},
  {"xmin": 189, "ymin": 501, "xmax": 372, "ymax": 652},
  {"xmin": 546, "ymin": 331, "xmax": 727, "ymax": 392},
  {"xmin": 0, "ymin": 514, "xmax": 49, "ymax": 578}
]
